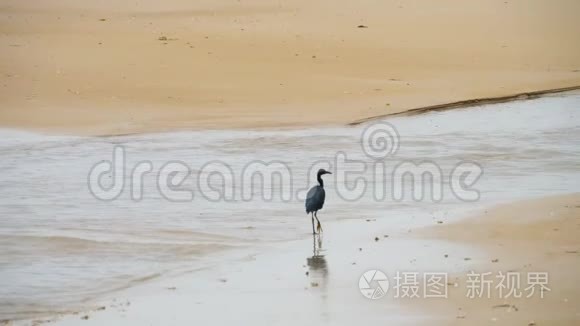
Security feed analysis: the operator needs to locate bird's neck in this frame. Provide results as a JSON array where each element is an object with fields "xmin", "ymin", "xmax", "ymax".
[{"xmin": 317, "ymin": 175, "xmax": 324, "ymax": 188}]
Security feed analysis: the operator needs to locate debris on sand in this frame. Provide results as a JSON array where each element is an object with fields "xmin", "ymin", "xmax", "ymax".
[
  {"xmin": 464, "ymin": 257, "xmax": 471, "ymax": 261},
  {"xmin": 310, "ymin": 282, "xmax": 319, "ymax": 287},
  {"xmin": 157, "ymin": 36, "xmax": 178, "ymax": 42},
  {"xmin": 492, "ymin": 258, "xmax": 499, "ymax": 263},
  {"xmin": 492, "ymin": 304, "xmax": 518, "ymax": 311},
  {"xmin": 444, "ymin": 254, "xmax": 449, "ymax": 258},
  {"xmin": 437, "ymin": 220, "xmax": 444, "ymax": 224},
  {"xmin": 218, "ymin": 278, "xmax": 228, "ymax": 283},
  {"xmin": 383, "ymin": 235, "xmax": 389, "ymax": 238},
  {"xmin": 167, "ymin": 287, "xmax": 177, "ymax": 290},
  {"xmin": 374, "ymin": 237, "xmax": 379, "ymax": 241},
  {"xmin": 305, "ymin": 271, "xmax": 309, "ymax": 276},
  {"xmin": 99, "ymin": 18, "xmax": 107, "ymax": 22},
  {"xmin": 357, "ymin": 25, "xmax": 368, "ymax": 28},
  {"xmin": 81, "ymin": 315, "xmax": 89, "ymax": 320},
  {"xmin": 97, "ymin": 306, "xmax": 106, "ymax": 310}
]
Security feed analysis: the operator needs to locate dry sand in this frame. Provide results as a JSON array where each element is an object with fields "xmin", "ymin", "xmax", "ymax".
[
  {"xmin": 2, "ymin": 0, "xmax": 580, "ymax": 135},
  {"xmin": 20, "ymin": 194, "xmax": 580, "ymax": 325}
]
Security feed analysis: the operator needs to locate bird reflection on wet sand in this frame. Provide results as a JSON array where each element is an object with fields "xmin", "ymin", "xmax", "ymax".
[
  {"xmin": 307, "ymin": 234, "xmax": 328, "ymax": 280},
  {"xmin": 306, "ymin": 234, "xmax": 329, "ymax": 320}
]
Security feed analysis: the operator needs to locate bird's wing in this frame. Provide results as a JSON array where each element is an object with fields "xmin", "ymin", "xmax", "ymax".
[
  {"xmin": 306, "ymin": 186, "xmax": 318, "ymax": 201},
  {"xmin": 318, "ymin": 187, "xmax": 326, "ymax": 209},
  {"xmin": 305, "ymin": 186, "xmax": 325, "ymax": 213}
]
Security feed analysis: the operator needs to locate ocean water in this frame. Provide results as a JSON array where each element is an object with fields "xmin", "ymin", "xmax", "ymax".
[{"xmin": 1, "ymin": 92, "xmax": 579, "ymax": 320}]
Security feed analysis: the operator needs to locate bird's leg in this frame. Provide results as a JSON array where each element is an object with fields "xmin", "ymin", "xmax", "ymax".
[
  {"xmin": 314, "ymin": 211, "xmax": 323, "ymax": 233},
  {"xmin": 311, "ymin": 212, "xmax": 316, "ymax": 235}
]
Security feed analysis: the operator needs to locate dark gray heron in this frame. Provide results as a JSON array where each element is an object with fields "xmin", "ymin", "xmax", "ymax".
[{"xmin": 305, "ymin": 169, "xmax": 332, "ymax": 234}]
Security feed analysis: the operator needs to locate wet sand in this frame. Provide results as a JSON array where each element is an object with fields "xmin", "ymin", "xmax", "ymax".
[
  {"xmin": 19, "ymin": 193, "xmax": 579, "ymax": 325},
  {"xmin": 1, "ymin": 92, "xmax": 579, "ymax": 324},
  {"xmin": 349, "ymin": 85, "xmax": 580, "ymax": 125},
  {"xmin": 2, "ymin": 0, "xmax": 580, "ymax": 135},
  {"xmin": 418, "ymin": 193, "xmax": 580, "ymax": 325}
]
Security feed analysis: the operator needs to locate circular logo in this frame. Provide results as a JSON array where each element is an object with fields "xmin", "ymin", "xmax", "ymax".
[
  {"xmin": 360, "ymin": 121, "xmax": 400, "ymax": 159},
  {"xmin": 359, "ymin": 269, "xmax": 389, "ymax": 299}
]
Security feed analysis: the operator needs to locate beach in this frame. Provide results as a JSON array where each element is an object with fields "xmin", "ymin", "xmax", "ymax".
[
  {"xmin": 1, "ymin": 1, "xmax": 580, "ymax": 325},
  {"xmin": 1, "ymin": 92, "xmax": 580, "ymax": 324},
  {"xmin": 418, "ymin": 193, "xmax": 580, "ymax": 325},
  {"xmin": 1, "ymin": 0, "xmax": 580, "ymax": 135},
  {"xmin": 14, "ymin": 195, "xmax": 580, "ymax": 326}
]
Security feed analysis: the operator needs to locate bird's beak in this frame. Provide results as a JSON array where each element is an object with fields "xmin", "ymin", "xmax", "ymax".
[{"xmin": 326, "ymin": 171, "xmax": 332, "ymax": 174}]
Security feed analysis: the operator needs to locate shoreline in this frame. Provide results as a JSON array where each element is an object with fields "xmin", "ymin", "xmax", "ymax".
[
  {"xmin": 0, "ymin": 86, "xmax": 578, "ymax": 138},
  {"xmin": 349, "ymin": 85, "xmax": 580, "ymax": 125},
  {"xmin": 3, "ymin": 91, "xmax": 580, "ymax": 324},
  {"xmin": 11, "ymin": 192, "xmax": 580, "ymax": 325}
]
